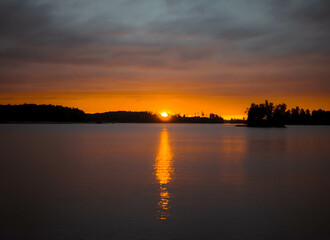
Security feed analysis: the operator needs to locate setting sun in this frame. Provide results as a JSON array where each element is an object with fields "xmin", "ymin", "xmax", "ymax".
[{"xmin": 161, "ymin": 112, "xmax": 168, "ymax": 118}]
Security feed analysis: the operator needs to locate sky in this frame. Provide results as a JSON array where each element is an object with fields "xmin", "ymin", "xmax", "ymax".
[{"xmin": 1, "ymin": 0, "xmax": 330, "ymax": 119}]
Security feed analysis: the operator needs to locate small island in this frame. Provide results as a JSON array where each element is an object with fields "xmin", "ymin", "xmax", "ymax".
[{"xmin": 246, "ymin": 100, "xmax": 330, "ymax": 127}]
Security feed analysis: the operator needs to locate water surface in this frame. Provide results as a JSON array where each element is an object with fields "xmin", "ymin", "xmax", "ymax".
[{"xmin": 0, "ymin": 124, "xmax": 330, "ymax": 239}]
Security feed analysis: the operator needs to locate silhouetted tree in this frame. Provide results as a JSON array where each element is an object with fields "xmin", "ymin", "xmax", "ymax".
[
  {"xmin": 0, "ymin": 104, "xmax": 85, "ymax": 122},
  {"xmin": 247, "ymin": 100, "xmax": 330, "ymax": 126}
]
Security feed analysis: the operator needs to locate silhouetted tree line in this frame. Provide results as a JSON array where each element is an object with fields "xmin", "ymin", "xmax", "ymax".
[
  {"xmin": 87, "ymin": 111, "xmax": 224, "ymax": 123},
  {"xmin": 0, "ymin": 104, "xmax": 85, "ymax": 122},
  {"xmin": 247, "ymin": 100, "xmax": 330, "ymax": 127},
  {"xmin": 0, "ymin": 104, "xmax": 224, "ymax": 123},
  {"xmin": 87, "ymin": 111, "xmax": 157, "ymax": 123},
  {"xmin": 166, "ymin": 113, "xmax": 223, "ymax": 123}
]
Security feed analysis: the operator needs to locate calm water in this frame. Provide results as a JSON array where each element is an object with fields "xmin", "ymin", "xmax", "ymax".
[{"xmin": 0, "ymin": 124, "xmax": 330, "ymax": 239}]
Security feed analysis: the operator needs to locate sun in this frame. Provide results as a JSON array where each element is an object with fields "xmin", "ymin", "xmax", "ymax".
[{"xmin": 161, "ymin": 112, "xmax": 168, "ymax": 118}]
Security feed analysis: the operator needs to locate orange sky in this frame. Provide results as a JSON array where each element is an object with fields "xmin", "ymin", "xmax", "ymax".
[
  {"xmin": 1, "ymin": 90, "xmax": 329, "ymax": 120},
  {"xmin": 1, "ymin": 56, "xmax": 329, "ymax": 119}
]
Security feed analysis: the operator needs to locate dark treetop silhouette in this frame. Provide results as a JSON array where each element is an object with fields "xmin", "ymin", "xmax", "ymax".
[
  {"xmin": 246, "ymin": 100, "xmax": 330, "ymax": 127},
  {"xmin": 87, "ymin": 111, "xmax": 223, "ymax": 123},
  {"xmin": 0, "ymin": 104, "xmax": 224, "ymax": 123},
  {"xmin": 0, "ymin": 104, "xmax": 85, "ymax": 122}
]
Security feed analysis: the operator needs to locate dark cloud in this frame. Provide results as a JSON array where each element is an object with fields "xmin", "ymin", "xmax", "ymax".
[
  {"xmin": 269, "ymin": 0, "xmax": 330, "ymax": 26},
  {"xmin": 153, "ymin": 0, "xmax": 330, "ymax": 58},
  {"xmin": 0, "ymin": 0, "xmax": 329, "ymax": 100},
  {"xmin": 0, "ymin": 0, "xmax": 133, "ymax": 64},
  {"xmin": 1, "ymin": 0, "xmax": 330, "ymax": 64},
  {"xmin": 0, "ymin": 0, "xmax": 52, "ymax": 40}
]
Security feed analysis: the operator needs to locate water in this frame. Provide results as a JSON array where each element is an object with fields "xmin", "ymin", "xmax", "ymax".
[{"xmin": 0, "ymin": 124, "xmax": 330, "ymax": 239}]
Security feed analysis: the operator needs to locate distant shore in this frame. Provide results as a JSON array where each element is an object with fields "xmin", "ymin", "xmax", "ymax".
[
  {"xmin": 1, "ymin": 121, "xmax": 232, "ymax": 124},
  {"xmin": 1, "ymin": 102, "xmax": 329, "ymax": 126},
  {"xmin": 0, "ymin": 104, "xmax": 225, "ymax": 124}
]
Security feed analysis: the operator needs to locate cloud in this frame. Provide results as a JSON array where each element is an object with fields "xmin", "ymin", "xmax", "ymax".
[
  {"xmin": 0, "ymin": 0, "xmax": 329, "ymax": 106},
  {"xmin": 1, "ymin": 0, "xmax": 330, "ymax": 65}
]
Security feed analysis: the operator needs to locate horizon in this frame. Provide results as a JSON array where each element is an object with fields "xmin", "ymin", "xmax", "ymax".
[{"xmin": 2, "ymin": 100, "xmax": 329, "ymax": 121}]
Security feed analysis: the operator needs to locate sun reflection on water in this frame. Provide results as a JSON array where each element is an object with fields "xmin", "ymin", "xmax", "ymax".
[{"xmin": 154, "ymin": 128, "xmax": 174, "ymax": 220}]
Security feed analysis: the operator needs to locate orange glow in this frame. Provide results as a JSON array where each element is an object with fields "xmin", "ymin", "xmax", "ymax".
[
  {"xmin": 154, "ymin": 128, "xmax": 174, "ymax": 220},
  {"xmin": 161, "ymin": 112, "xmax": 168, "ymax": 118},
  {"xmin": 222, "ymin": 115, "xmax": 246, "ymax": 120},
  {"xmin": 154, "ymin": 128, "xmax": 173, "ymax": 185},
  {"xmin": 0, "ymin": 50, "xmax": 329, "ymax": 116},
  {"xmin": 0, "ymin": 91, "xmax": 329, "ymax": 117}
]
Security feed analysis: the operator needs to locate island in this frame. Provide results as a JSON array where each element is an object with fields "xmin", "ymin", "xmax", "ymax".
[{"xmin": 246, "ymin": 100, "xmax": 330, "ymax": 127}]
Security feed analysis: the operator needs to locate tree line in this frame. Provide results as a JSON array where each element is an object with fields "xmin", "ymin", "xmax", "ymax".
[
  {"xmin": 2, "ymin": 102, "xmax": 328, "ymax": 125},
  {"xmin": 0, "ymin": 104, "xmax": 85, "ymax": 122},
  {"xmin": 0, "ymin": 104, "xmax": 224, "ymax": 123},
  {"xmin": 247, "ymin": 100, "xmax": 330, "ymax": 127},
  {"xmin": 87, "ymin": 111, "xmax": 224, "ymax": 123}
]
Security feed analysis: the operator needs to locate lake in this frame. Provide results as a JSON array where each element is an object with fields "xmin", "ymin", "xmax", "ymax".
[{"xmin": 0, "ymin": 124, "xmax": 330, "ymax": 239}]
